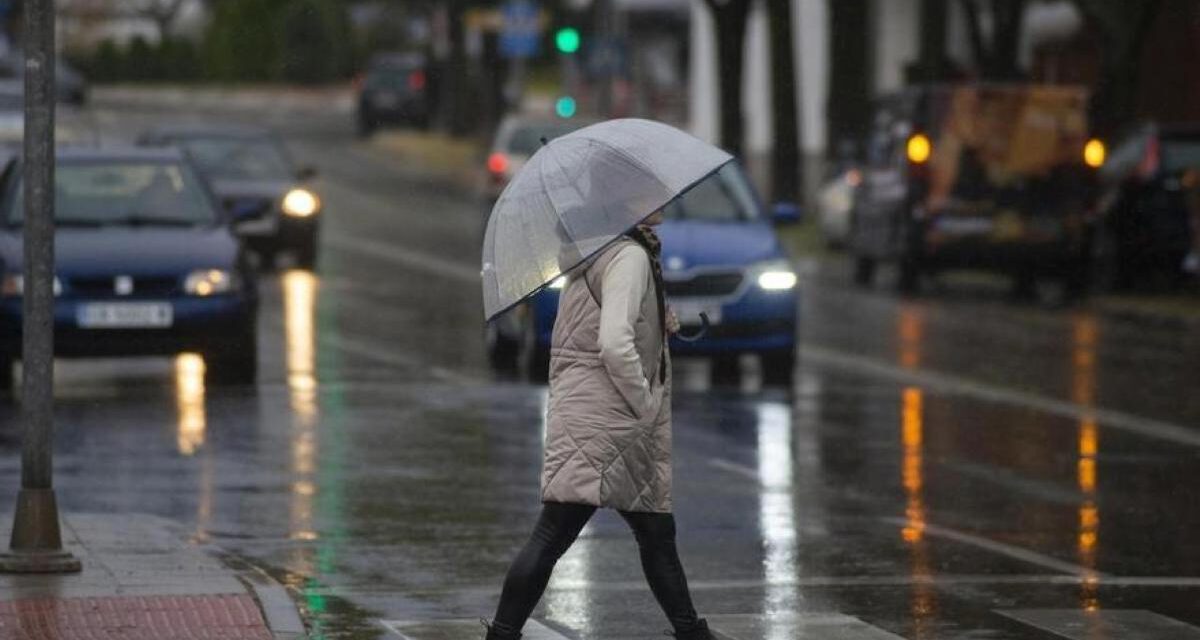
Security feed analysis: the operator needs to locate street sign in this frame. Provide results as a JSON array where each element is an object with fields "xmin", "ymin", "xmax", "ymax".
[{"xmin": 500, "ymin": 0, "xmax": 541, "ymax": 59}]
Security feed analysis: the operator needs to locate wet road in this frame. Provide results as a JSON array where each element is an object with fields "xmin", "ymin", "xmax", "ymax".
[{"xmin": 2, "ymin": 101, "xmax": 1200, "ymax": 640}]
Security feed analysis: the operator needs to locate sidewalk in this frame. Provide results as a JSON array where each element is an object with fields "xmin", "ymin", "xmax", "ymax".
[{"xmin": 0, "ymin": 513, "xmax": 306, "ymax": 640}]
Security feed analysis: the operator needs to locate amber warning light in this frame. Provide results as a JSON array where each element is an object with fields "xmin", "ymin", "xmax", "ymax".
[{"xmin": 907, "ymin": 133, "xmax": 932, "ymax": 165}]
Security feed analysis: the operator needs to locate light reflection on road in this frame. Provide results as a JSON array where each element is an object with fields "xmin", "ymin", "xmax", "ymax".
[
  {"xmin": 1072, "ymin": 314, "xmax": 1101, "ymax": 609},
  {"xmin": 174, "ymin": 353, "xmax": 206, "ymax": 456},
  {"xmin": 756, "ymin": 401, "xmax": 796, "ymax": 634},
  {"xmin": 286, "ymin": 270, "xmax": 320, "ymax": 546}
]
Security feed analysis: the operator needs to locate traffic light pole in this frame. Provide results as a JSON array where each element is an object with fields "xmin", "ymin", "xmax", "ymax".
[{"xmin": 0, "ymin": 0, "xmax": 81, "ymax": 575}]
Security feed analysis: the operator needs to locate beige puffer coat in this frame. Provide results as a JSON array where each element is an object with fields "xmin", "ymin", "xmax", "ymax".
[{"xmin": 540, "ymin": 238, "xmax": 672, "ymax": 513}]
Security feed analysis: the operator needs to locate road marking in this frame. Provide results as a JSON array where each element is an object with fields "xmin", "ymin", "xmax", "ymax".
[
  {"xmin": 381, "ymin": 619, "xmax": 568, "ymax": 640},
  {"xmin": 998, "ymin": 609, "xmax": 1200, "ymax": 639},
  {"xmin": 801, "ymin": 344, "xmax": 1200, "ymax": 448},
  {"xmin": 879, "ymin": 517, "xmax": 1105, "ymax": 578},
  {"xmin": 708, "ymin": 613, "xmax": 905, "ymax": 640},
  {"xmin": 324, "ymin": 233, "xmax": 480, "ymax": 284}
]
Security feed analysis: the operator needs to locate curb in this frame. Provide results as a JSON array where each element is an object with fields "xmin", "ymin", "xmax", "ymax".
[{"xmin": 220, "ymin": 554, "xmax": 309, "ymax": 640}]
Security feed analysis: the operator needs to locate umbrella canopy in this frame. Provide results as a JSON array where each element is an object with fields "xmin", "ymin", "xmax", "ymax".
[{"xmin": 481, "ymin": 118, "xmax": 732, "ymax": 321}]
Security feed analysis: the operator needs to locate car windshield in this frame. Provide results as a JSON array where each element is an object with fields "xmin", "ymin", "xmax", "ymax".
[
  {"xmin": 506, "ymin": 123, "xmax": 579, "ymax": 156},
  {"xmin": 1162, "ymin": 140, "xmax": 1200, "ymax": 173},
  {"xmin": 663, "ymin": 163, "xmax": 761, "ymax": 222},
  {"xmin": 7, "ymin": 161, "xmax": 216, "ymax": 226},
  {"xmin": 177, "ymin": 136, "xmax": 293, "ymax": 180}
]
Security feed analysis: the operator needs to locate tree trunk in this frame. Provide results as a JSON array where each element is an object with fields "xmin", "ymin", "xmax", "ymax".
[
  {"xmin": 767, "ymin": 0, "xmax": 799, "ymax": 203},
  {"xmin": 914, "ymin": 0, "xmax": 948, "ymax": 82},
  {"xmin": 826, "ymin": 0, "xmax": 872, "ymax": 159},
  {"xmin": 703, "ymin": 0, "xmax": 751, "ymax": 158}
]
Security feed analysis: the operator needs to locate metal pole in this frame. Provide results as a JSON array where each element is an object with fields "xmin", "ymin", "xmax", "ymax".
[{"xmin": 0, "ymin": 0, "xmax": 80, "ymax": 574}]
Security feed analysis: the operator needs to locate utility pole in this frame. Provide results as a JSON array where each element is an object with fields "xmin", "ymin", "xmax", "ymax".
[{"xmin": 0, "ymin": 0, "xmax": 80, "ymax": 575}]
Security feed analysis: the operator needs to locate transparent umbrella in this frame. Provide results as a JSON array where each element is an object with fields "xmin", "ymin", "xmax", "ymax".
[{"xmin": 481, "ymin": 118, "xmax": 732, "ymax": 321}]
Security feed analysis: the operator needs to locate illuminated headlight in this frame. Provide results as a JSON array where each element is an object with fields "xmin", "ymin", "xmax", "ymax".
[
  {"xmin": 549, "ymin": 276, "xmax": 567, "ymax": 289},
  {"xmin": 754, "ymin": 261, "xmax": 797, "ymax": 291},
  {"xmin": 1, "ymin": 274, "xmax": 62, "ymax": 296},
  {"xmin": 184, "ymin": 269, "xmax": 238, "ymax": 296},
  {"xmin": 282, "ymin": 188, "xmax": 320, "ymax": 217}
]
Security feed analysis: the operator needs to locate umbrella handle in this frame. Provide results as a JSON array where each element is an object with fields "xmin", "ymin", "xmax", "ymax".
[{"xmin": 674, "ymin": 312, "xmax": 710, "ymax": 343}]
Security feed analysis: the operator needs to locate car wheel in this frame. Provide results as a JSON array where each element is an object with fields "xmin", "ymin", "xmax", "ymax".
[
  {"xmin": 853, "ymin": 256, "xmax": 876, "ymax": 287},
  {"xmin": 710, "ymin": 355, "xmax": 740, "ymax": 386},
  {"xmin": 519, "ymin": 311, "xmax": 549, "ymax": 383},
  {"xmin": 760, "ymin": 349, "xmax": 796, "ymax": 386},
  {"xmin": 486, "ymin": 322, "xmax": 519, "ymax": 372},
  {"xmin": 295, "ymin": 233, "xmax": 319, "ymax": 270},
  {"xmin": 205, "ymin": 328, "xmax": 258, "ymax": 386},
  {"xmin": 0, "ymin": 356, "xmax": 13, "ymax": 393}
]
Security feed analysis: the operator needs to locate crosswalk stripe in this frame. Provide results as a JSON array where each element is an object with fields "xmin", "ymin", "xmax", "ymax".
[
  {"xmin": 998, "ymin": 609, "xmax": 1200, "ymax": 639},
  {"xmin": 707, "ymin": 613, "xmax": 905, "ymax": 640},
  {"xmin": 380, "ymin": 619, "xmax": 569, "ymax": 640}
]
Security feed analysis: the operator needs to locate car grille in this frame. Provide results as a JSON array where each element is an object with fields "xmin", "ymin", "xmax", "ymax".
[
  {"xmin": 67, "ymin": 276, "xmax": 180, "ymax": 297},
  {"xmin": 663, "ymin": 272, "xmax": 744, "ymax": 298}
]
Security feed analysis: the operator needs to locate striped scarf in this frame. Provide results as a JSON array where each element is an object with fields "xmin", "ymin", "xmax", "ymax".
[{"xmin": 627, "ymin": 224, "xmax": 667, "ymax": 384}]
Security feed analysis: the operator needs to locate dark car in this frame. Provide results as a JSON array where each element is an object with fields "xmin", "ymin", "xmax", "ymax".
[
  {"xmin": 355, "ymin": 52, "xmax": 431, "ymax": 136},
  {"xmin": 0, "ymin": 55, "xmax": 88, "ymax": 106},
  {"xmin": 1095, "ymin": 123, "xmax": 1200, "ymax": 290},
  {"xmin": 850, "ymin": 84, "xmax": 1101, "ymax": 297},
  {"xmin": 138, "ymin": 125, "xmax": 322, "ymax": 269},
  {"xmin": 0, "ymin": 148, "xmax": 259, "ymax": 388}
]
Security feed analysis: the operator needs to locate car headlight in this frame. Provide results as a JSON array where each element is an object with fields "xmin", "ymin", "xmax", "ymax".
[
  {"xmin": 754, "ymin": 260, "xmax": 797, "ymax": 291},
  {"xmin": 1, "ymin": 274, "xmax": 62, "ymax": 297},
  {"xmin": 282, "ymin": 188, "xmax": 320, "ymax": 218},
  {"xmin": 184, "ymin": 269, "xmax": 238, "ymax": 296}
]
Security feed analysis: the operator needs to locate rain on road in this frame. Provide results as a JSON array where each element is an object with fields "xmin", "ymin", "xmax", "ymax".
[{"xmin": 1, "ymin": 101, "xmax": 1199, "ymax": 640}]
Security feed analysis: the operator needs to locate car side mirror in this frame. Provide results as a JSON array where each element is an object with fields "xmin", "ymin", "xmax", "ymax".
[
  {"xmin": 297, "ymin": 165, "xmax": 318, "ymax": 181},
  {"xmin": 771, "ymin": 201, "xmax": 802, "ymax": 224}
]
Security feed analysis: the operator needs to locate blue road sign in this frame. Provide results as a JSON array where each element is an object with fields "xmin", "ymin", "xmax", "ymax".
[{"xmin": 500, "ymin": 0, "xmax": 541, "ymax": 59}]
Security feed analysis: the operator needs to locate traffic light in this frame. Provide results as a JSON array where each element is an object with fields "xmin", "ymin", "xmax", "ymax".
[
  {"xmin": 555, "ymin": 27, "xmax": 581, "ymax": 54},
  {"xmin": 555, "ymin": 96, "xmax": 577, "ymax": 119}
]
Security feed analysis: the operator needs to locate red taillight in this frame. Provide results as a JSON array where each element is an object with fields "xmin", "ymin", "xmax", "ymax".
[
  {"xmin": 487, "ymin": 152, "xmax": 510, "ymax": 175},
  {"xmin": 409, "ymin": 70, "xmax": 427, "ymax": 91}
]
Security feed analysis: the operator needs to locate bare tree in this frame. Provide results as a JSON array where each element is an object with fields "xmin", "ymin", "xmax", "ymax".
[
  {"xmin": 701, "ymin": 0, "xmax": 752, "ymax": 158},
  {"xmin": 1069, "ymin": 0, "xmax": 1164, "ymax": 135},
  {"xmin": 128, "ymin": 0, "xmax": 189, "ymax": 40},
  {"xmin": 767, "ymin": 0, "xmax": 799, "ymax": 203},
  {"xmin": 957, "ymin": 0, "xmax": 1028, "ymax": 80}
]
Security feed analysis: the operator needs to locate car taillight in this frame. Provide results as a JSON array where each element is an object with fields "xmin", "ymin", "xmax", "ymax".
[
  {"xmin": 488, "ymin": 152, "xmax": 510, "ymax": 175},
  {"xmin": 409, "ymin": 70, "xmax": 427, "ymax": 91}
]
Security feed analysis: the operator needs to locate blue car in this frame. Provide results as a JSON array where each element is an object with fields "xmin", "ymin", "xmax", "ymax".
[
  {"xmin": 488, "ymin": 162, "xmax": 801, "ymax": 384},
  {"xmin": 0, "ymin": 148, "xmax": 259, "ymax": 389}
]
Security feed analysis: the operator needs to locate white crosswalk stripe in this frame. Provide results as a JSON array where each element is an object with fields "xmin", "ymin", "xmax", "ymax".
[
  {"xmin": 706, "ymin": 613, "xmax": 905, "ymax": 640},
  {"xmin": 381, "ymin": 619, "xmax": 569, "ymax": 640},
  {"xmin": 998, "ymin": 609, "xmax": 1200, "ymax": 639}
]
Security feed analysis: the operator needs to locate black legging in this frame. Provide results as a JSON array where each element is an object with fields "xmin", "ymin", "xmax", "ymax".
[{"xmin": 490, "ymin": 502, "xmax": 702, "ymax": 635}]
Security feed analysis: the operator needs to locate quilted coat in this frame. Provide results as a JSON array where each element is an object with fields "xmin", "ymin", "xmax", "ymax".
[{"xmin": 540, "ymin": 238, "xmax": 673, "ymax": 513}]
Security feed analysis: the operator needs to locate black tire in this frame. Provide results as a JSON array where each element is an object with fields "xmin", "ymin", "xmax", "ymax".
[
  {"xmin": 0, "ymin": 356, "xmax": 12, "ymax": 393},
  {"xmin": 295, "ymin": 232, "xmax": 319, "ymax": 270},
  {"xmin": 710, "ymin": 355, "xmax": 741, "ymax": 386},
  {"xmin": 486, "ymin": 323, "xmax": 519, "ymax": 372},
  {"xmin": 356, "ymin": 114, "xmax": 376, "ymax": 138},
  {"xmin": 897, "ymin": 257, "xmax": 921, "ymax": 295},
  {"xmin": 760, "ymin": 349, "xmax": 796, "ymax": 386},
  {"xmin": 519, "ymin": 314, "xmax": 549, "ymax": 383},
  {"xmin": 853, "ymin": 256, "xmax": 877, "ymax": 287},
  {"xmin": 205, "ymin": 329, "xmax": 258, "ymax": 386}
]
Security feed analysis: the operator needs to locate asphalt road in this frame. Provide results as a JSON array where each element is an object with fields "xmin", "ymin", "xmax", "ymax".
[{"xmin": 1, "ymin": 100, "xmax": 1199, "ymax": 640}]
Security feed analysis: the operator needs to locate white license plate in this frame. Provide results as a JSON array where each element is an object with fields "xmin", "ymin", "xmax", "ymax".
[
  {"xmin": 77, "ymin": 303, "xmax": 173, "ymax": 329},
  {"xmin": 670, "ymin": 300, "xmax": 722, "ymax": 326}
]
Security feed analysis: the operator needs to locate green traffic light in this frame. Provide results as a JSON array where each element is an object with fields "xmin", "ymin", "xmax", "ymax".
[
  {"xmin": 555, "ymin": 96, "xmax": 577, "ymax": 119},
  {"xmin": 555, "ymin": 27, "xmax": 581, "ymax": 54}
]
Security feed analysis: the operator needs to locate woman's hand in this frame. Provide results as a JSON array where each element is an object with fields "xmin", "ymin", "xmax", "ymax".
[{"xmin": 666, "ymin": 306, "xmax": 681, "ymax": 334}]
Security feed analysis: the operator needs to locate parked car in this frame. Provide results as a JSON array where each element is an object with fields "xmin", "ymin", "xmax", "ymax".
[
  {"xmin": 482, "ymin": 115, "xmax": 593, "ymax": 204},
  {"xmin": 1095, "ymin": 123, "xmax": 1200, "ymax": 290},
  {"xmin": 138, "ymin": 124, "xmax": 322, "ymax": 269},
  {"xmin": 849, "ymin": 85, "xmax": 1101, "ymax": 297},
  {"xmin": 0, "ymin": 148, "xmax": 260, "ymax": 388},
  {"xmin": 487, "ymin": 161, "xmax": 801, "ymax": 384},
  {"xmin": 356, "ymin": 52, "xmax": 431, "ymax": 136},
  {"xmin": 0, "ymin": 55, "xmax": 88, "ymax": 106}
]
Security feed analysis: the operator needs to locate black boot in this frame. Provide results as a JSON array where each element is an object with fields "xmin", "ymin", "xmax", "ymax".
[
  {"xmin": 671, "ymin": 618, "xmax": 717, "ymax": 640},
  {"xmin": 481, "ymin": 619, "xmax": 522, "ymax": 640}
]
